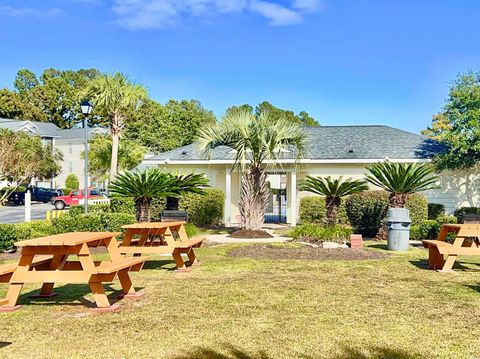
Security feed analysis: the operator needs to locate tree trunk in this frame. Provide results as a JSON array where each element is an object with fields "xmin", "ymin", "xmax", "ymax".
[
  {"xmin": 109, "ymin": 112, "xmax": 122, "ymax": 182},
  {"xmin": 325, "ymin": 196, "xmax": 341, "ymax": 226},
  {"xmin": 135, "ymin": 197, "xmax": 151, "ymax": 222},
  {"xmin": 389, "ymin": 193, "xmax": 408, "ymax": 208},
  {"xmin": 239, "ymin": 166, "xmax": 269, "ymax": 230}
]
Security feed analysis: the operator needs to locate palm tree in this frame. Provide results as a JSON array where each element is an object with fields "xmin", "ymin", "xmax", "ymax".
[
  {"xmin": 109, "ymin": 168, "xmax": 208, "ymax": 222},
  {"xmin": 365, "ymin": 162, "xmax": 438, "ymax": 207},
  {"xmin": 300, "ymin": 176, "xmax": 368, "ymax": 225},
  {"xmin": 196, "ymin": 108, "xmax": 307, "ymax": 230},
  {"xmin": 85, "ymin": 73, "xmax": 148, "ymax": 182}
]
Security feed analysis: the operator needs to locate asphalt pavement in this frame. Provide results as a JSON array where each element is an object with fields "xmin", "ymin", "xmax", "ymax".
[{"xmin": 0, "ymin": 203, "xmax": 54, "ymax": 224}]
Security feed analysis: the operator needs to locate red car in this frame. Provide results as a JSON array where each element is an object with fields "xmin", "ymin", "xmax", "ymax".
[{"xmin": 52, "ymin": 189, "xmax": 102, "ymax": 210}]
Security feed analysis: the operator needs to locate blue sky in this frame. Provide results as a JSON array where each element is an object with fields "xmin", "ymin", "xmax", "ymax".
[{"xmin": 0, "ymin": 0, "xmax": 479, "ymax": 133}]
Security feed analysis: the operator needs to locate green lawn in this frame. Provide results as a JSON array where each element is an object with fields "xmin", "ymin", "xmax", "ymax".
[{"xmin": 1, "ymin": 243, "xmax": 480, "ymax": 358}]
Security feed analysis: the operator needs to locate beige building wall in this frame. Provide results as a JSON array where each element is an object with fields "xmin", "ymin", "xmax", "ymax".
[{"xmin": 55, "ymin": 139, "xmax": 88, "ymax": 189}]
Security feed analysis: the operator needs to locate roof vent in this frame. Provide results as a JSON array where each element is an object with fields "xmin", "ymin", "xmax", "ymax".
[
  {"xmin": 181, "ymin": 151, "xmax": 187, "ymax": 155},
  {"xmin": 348, "ymin": 149, "xmax": 354, "ymax": 153}
]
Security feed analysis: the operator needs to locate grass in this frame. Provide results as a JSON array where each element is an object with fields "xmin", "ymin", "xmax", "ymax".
[{"xmin": 1, "ymin": 243, "xmax": 480, "ymax": 358}]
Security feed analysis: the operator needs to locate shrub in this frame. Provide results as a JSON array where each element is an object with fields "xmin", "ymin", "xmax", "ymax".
[
  {"xmin": 69, "ymin": 204, "xmax": 111, "ymax": 216},
  {"xmin": 428, "ymin": 203, "xmax": 445, "ymax": 220},
  {"xmin": 345, "ymin": 191, "xmax": 428, "ymax": 237},
  {"xmin": 51, "ymin": 212, "xmax": 136, "ymax": 234},
  {"xmin": 454, "ymin": 207, "xmax": 480, "ymax": 223},
  {"xmin": 289, "ymin": 224, "xmax": 353, "ymax": 243},
  {"xmin": 410, "ymin": 215, "xmax": 457, "ymax": 240},
  {"xmin": 180, "ymin": 188, "xmax": 224, "ymax": 226},
  {"xmin": 299, "ymin": 196, "xmax": 349, "ymax": 225},
  {"xmin": 62, "ymin": 188, "xmax": 72, "ymax": 195},
  {"xmin": 65, "ymin": 173, "xmax": 80, "ymax": 190},
  {"xmin": 0, "ymin": 224, "xmax": 17, "ymax": 251},
  {"xmin": 184, "ymin": 223, "xmax": 199, "ymax": 238},
  {"xmin": 110, "ymin": 197, "xmax": 136, "ymax": 215},
  {"xmin": 150, "ymin": 197, "xmax": 166, "ymax": 222}
]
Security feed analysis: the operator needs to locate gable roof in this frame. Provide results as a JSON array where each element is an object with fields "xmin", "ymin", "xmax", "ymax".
[
  {"xmin": 148, "ymin": 125, "xmax": 442, "ymax": 163},
  {"xmin": 0, "ymin": 118, "xmax": 108, "ymax": 140}
]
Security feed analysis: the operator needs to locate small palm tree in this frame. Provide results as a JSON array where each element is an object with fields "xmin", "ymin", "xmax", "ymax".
[
  {"xmin": 109, "ymin": 168, "xmax": 208, "ymax": 222},
  {"xmin": 365, "ymin": 162, "xmax": 438, "ymax": 207},
  {"xmin": 300, "ymin": 176, "xmax": 368, "ymax": 225},
  {"xmin": 196, "ymin": 108, "xmax": 307, "ymax": 230},
  {"xmin": 85, "ymin": 73, "xmax": 148, "ymax": 182}
]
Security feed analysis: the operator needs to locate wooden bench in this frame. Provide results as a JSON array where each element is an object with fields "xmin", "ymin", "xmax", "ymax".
[
  {"xmin": 95, "ymin": 256, "xmax": 147, "ymax": 274},
  {"xmin": 423, "ymin": 224, "xmax": 480, "ymax": 272},
  {"xmin": 0, "ymin": 255, "xmax": 54, "ymax": 283}
]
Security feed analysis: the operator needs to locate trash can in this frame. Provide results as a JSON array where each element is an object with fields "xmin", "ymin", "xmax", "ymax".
[{"xmin": 386, "ymin": 208, "xmax": 411, "ymax": 251}]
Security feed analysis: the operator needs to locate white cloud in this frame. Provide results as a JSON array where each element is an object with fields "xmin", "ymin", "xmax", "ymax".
[
  {"xmin": 111, "ymin": 0, "xmax": 325, "ymax": 30},
  {"xmin": 292, "ymin": 0, "xmax": 324, "ymax": 13},
  {"xmin": 250, "ymin": 1, "xmax": 302, "ymax": 26},
  {"xmin": 0, "ymin": 6, "xmax": 63, "ymax": 18}
]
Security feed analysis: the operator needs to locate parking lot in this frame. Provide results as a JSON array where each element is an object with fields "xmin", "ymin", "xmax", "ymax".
[{"xmin": 0, "ymin": 203, "xmax": 54, "ymax": 224}]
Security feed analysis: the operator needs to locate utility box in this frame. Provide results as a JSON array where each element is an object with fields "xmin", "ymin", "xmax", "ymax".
[{"xmin": 386, "ymin": 208, "xmax": 411, "ymax": 251}]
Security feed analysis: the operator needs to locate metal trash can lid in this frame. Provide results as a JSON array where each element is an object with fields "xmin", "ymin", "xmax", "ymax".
[{"xmin": 386, "ymin": 207, "xmax": 411, "ymax": 223}]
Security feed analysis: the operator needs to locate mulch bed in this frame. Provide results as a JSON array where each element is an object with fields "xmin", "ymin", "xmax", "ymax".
[
  {"xmin": 228, "ymin": 244, "xmax": 390, "ymax": 261},
  {"xmin": 229, "ymin": 230, "xmax": 274, "ymax": 239}
]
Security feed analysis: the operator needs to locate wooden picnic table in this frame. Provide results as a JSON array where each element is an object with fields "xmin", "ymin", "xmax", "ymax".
[
  {"xmin": 0, "ymin": 232, "xmax": 148, "ymax": 313},
  {"xmin": 422, "ymin": 224, "xmax": 480, "ymax": 272},
  {"xmin": 120, "ymin": 221, "xmax": 204, "ymax": 272}
]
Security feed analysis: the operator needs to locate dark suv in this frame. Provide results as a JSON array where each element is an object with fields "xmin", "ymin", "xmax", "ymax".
[{"xmin": 8, "ymin": 186, "xmax": 64, "ymax": 205}]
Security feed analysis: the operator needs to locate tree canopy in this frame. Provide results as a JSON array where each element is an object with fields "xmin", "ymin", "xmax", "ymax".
[
  {"xmin": 423, "ymin": 71, "xmax": 480, "ymax": 170},
  {"xmin": 125, "ymin": 99, "xmax": 217, "ymax": 153},
  {"xmin": 225, "ymin": 101, "xmax": 319, "ymax": 127}
]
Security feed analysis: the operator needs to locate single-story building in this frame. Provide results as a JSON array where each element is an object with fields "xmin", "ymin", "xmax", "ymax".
[{"xmin": 139, "ymin": 125, "xmax": 480, "ymax": 226}]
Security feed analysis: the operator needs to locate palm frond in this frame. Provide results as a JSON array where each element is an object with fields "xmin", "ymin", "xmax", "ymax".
[
  {"xmin": 300, "ymin": 176, "xmax": 369, "ymax": 197},
  {"xmin": 365, "ymin": 162, "xmax": 438, "ymax": 194}
]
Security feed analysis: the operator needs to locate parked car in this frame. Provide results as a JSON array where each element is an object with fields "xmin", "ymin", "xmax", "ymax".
[
  {"xmin": 8, "ymin": 186, "xmax": 64, "ymax": 205},
  {"xmin": 51, "ymin": 189, "xmax": 102, "ymax": 210}
]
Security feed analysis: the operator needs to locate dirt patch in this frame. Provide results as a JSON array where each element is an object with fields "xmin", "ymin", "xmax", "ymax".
[
  {"xmin": 229, "ymin": 230, "xmax": 273, "ymax": 239},
  {"xmin": 228, "ymin": 244, "xmax": 390, "ymax": 260},
  {"xmin": 0, "ymin": 251, "xmax": 20, "ymax": 261}
]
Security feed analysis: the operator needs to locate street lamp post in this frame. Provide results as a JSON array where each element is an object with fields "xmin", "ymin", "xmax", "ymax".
[{"xmin": 80, "ymin": 100, "xmax": 93, "ymax": 214}]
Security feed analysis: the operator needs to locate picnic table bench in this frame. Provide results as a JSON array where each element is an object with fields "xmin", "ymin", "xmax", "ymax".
[
  {"xmin": 119, "ymin": 221, "xmax": 204, "ymax": 272},
  {"xmin": 422, "ymin": 224, "xmax": 480, "ymax": 272},
  {"xmin": 0, "ymin": 232, "xmax": 148, "ymax": 313}
]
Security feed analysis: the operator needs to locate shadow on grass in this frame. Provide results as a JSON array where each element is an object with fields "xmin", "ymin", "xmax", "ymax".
[
  {"xmin": 465, "ymin": 284, "xmax": 480, "ymax": 293},
  {"xmin": 409, "ymin": 259, "xmax": 480, "ymax": 272},
  {"xmin": 172, "ymin": 345, "xmax": 418, "ymax": 359},
  {"xmin": 17, "ymin": 283, "xmax": 143, "ymax": 307},
  {"xmin": 367, "ymin": 244, "xmax": 389, "ymax": 251},
  {"xmin": 142, "ymin": 259, "xmax": 176, "ymax": 271},
  {"xmin": 0, "ymin": 342, "xmax": 12, "ymax": 349}
]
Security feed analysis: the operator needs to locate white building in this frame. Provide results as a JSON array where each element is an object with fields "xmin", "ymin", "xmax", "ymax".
[{"xmin": 0, "ymin": 118, "xmax": 108, "ymax": 189}]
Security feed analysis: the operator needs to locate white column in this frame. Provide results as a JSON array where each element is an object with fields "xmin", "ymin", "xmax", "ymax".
[
  {"xmin": 290, "ymin": 170, "xmax": 297, "ymax": 226},
  {"xmin": 224, "ymin": 168, "xmax": 231, "ymax": 227}
]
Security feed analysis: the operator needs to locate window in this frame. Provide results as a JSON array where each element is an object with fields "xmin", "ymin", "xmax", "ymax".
[
  {"xmin": 68, "ymin": 162, "xmax": 73, "ymax": 173},
  {"xmin": 69, "ymin": 143, "xmax": 73, "ymax": 154}
]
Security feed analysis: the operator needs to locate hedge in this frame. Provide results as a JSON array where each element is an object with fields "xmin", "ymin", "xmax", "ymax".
[
  {"xmin": 345, "ymin": 191, "xmax": 428, "ymax": 237},
  {"xmin": 0, "ymin": 213, "xmax": 136, "ymax": 251},
  {"xmin": 179, "ymin": 188, "xmax": 224, "ymax": 226},
  {"xmin": 299, "ymin": 196, "xmax": 349, "ymax": 225},
  {"xmin": 289, "ymin": 224, "xmax": 353, "ymax": 243},
  {"xmin": 454, "ymin": 207, "xmax": 480, "ymax": 223},
  {"xmin": 410, "ymin": 215, "xmax": 457, "ymax": 240},
  {"xmin": 428, "ymin": 203, "xmax": 445, "ymax": 220}
]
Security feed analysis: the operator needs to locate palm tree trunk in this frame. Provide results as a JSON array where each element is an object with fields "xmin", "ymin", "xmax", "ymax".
[
  {"xmin": 389, "ymin": 193, "xmax": 408, "ymax": 208},
  {"xmin": 239, "ymin": 166, "xmax": 269, "ymax": 230},
  {"xmin": 135, "ymin": 197, "xmax": 151, "ymax": 222},
  {"xmin": 109, "ymin": 112, "xmax": 122, "ymax": 182},
  {"xmin": 325, "ymin": 196, "xmax": 340, "ymax": 226}
]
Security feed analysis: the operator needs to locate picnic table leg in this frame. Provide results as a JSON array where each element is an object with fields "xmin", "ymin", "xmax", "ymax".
[
  {"xmin": 33, "ymin": 254, "xmax": 67, "ymax": 299},
  {"xmin": 172, "ymin": 250, "xmax": 190, "ymax": 272},
  {"xmin": 187, "ymin": 249, "xmax": 200, "ymax": 266},
  {"xmin": 439, "ymin": 255, "xmax": 457, "ymax": 272},
  {"xmin": 0, "ymin": 254, "xmax": 34, "ymax": 312},
  {"xmin": 117, "ymin": 269, "xmax": 144, "ymax": 299},
  {"xmin": 89, "ymin": 282, "xmax": 119, "ymax": 312},
  {"xmin": 428, "ymin": 245, "xmax": 445, "ymax": 270}
]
